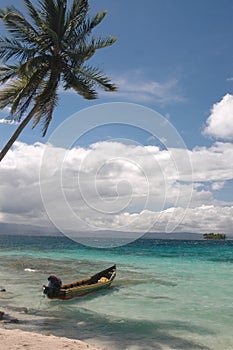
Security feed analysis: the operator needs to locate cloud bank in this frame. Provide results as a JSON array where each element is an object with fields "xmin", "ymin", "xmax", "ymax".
[{"xmin": 1, "ymin": 141, "xmax": 233, "ymax": 237}]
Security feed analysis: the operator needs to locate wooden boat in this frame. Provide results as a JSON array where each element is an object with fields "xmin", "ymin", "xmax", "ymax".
[{"xmin": 43, "ymin": 265, "xmax": 116, "ymax": 300}]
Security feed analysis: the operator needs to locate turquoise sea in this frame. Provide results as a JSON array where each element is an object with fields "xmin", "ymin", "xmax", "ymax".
[{"xmin": 0, "ymin": 234, "xmax": 233, "ymax": 350}]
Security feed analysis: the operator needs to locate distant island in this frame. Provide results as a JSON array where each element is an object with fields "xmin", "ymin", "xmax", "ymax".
[{"xmin": 203, "ymin": 233, "xmax": 226, "ymax": 240}]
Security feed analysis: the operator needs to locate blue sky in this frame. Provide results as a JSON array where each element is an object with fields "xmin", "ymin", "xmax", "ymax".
[
  {"xmin": 0, "ymin": 0, "xmax": 232, "ymax": 148},
  {"xmin": 0, "ymin": 0, "xmax": 233, "ymax": 239}
]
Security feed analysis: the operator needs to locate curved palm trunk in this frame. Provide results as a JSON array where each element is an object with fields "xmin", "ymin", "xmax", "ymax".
[{"xmin": 0, "ymin": 107, "xmax": 37, "ymax": 162}]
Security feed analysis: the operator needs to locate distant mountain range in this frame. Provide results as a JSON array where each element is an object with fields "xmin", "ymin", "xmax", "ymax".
[
  {"xmin": 0, "ymin": 222, "xmax": 205, "ymax": 240},
  {"xmin": 0, "ymin": 222, "xmax": 61, "ymax": 236}
]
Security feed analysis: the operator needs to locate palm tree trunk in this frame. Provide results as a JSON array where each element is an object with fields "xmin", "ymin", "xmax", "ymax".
[{"xmin": 0, "ymin": 107, "xmax": 37, "ymax": 162}]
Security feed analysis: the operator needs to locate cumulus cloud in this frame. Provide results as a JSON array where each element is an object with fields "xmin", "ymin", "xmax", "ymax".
[
  {"xmin": 0, "ymin": 141, "xmax": 233, "ymax": 236},
  {"xmin": 204, "ymin": 94, "xmax": 233, "ymax": 140}
]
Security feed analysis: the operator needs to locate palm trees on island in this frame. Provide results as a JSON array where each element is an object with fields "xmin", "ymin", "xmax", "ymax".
[
  {"xmin": 203, "ymin": 233, "xmax": 226, "ymax": 240},
  {"xmin": 0, "ymin": 0, "xmax": 117, "ymax": 162}
]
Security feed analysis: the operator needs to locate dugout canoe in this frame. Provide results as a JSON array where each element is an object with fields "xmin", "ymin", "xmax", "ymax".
[{"xmin": 43, "ymin": 265, "xmax": 116, "ymax": 300}]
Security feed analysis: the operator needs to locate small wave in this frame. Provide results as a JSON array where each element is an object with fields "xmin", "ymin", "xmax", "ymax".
[{"xmin": 24, "ymin": 268, "xmax": 37, "ymax": 272}]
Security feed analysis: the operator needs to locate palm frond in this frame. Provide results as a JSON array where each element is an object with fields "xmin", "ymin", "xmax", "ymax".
[
  {"xmin": 32, "ymin": 69, "xmax": 60, "ymax": 135},
  {"xmin": 65, "ymin": 0, "xmax": 88, "ymax": 29},
  {"xmin": 0, "ymin": 79, "xmax": 26, "ymax": 111},
  {"xmin": 62, "ymin": 65, "xmax": 97, "ymax": 99},
  {"xmin": 65, "ymin": 34, "xmax": 117, "ymax": 69},
  {"xmin": 33, "ymin": 89, "xmax": 58, "ymax": 136},
  {"xmin": 10, "ymin": 66, "xmax": 49, "ymax": 116},
  {"xmin": 0, "ymin": 65, "xmax": 19, "ymax": 84},
  {"xmin": 37, "ymin": 0, "xmax": 67, "ymax": 51},
  {"xmin": 30, "ymin": 67, "xmax": 60, "ymax": 134},
  {"xmin": 35, "ymin": 69, "xmax": 60, "ymax": 106},
  {"xmin": 92, "ymin": 36, "xmax": 118, "ymax": 50},
  {"xmin": 1, "ymin": 6, "xmax": 39, "ymax": 44},
  {"xmin": 64, "ymin": 0, "xmax": 88, "ymax": 40},
  {"xmin": 90, "ymin": 10, "xmax": 108, "ymax": 28},
  {"xmin": 55, "ymin": 0, "xmax": 67, "ymax": 40},
  {"xmin": 18, "ymin": 55, "xmax": 49, "ymax": 76},
  {"xmin": 64, "ymin": 41, "xmax": 94, "ymax": 66},
  {"xmin": 1, "ymin": 4, "xmax": 54, "ymax": 56},
  {"xmin": 0, "ymin": 64, "xmax": 49, "ymax": 122},
  {"xmin": 65, "ymin": 10, "xmax": 107, "ymax": 47},
  {"xmin": 41, "ymin": 93, "xmax": 58, "ymax": 136},
  {"xmin": 78, "ymin": 65, "xmax": 118, "ymax": 92},
  {"xmin": 24, "ymin": 0, "xmax": 44, "ymax": 29},
  {"xmin": 0, "ymin": 37, "xmax": 37, "ymax": 62}
]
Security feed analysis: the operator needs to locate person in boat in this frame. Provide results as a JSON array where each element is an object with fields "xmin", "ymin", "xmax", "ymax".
[{"xmin": 44, "ymin": 274, "xmax": 62, "ymax": 296}]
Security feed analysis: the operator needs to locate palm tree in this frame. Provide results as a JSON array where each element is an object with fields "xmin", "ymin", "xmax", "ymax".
[{"xmin": 0, "ymin": 0, "xmax": 117, "ymax": 162}]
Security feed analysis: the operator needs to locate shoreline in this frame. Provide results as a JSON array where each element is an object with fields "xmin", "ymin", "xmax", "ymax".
[
  {"xmin": 0, "ymin": 328, "xmax": 105, "ymax": 350},
  {"xmin": 0, "ymin": 307, "xmax": 107, "ymax": 350}
]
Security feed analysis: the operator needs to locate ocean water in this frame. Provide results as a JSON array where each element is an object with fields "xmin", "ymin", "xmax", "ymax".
[{"xmin": 0, "ymin": 234, "xmax": 233, "ymax": 350}]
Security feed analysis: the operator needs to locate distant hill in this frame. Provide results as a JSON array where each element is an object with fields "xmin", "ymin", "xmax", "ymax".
[
  {"xmin": 1, "ymin": 223, "xmax": 231, "ymax": 240},
  {"xmin": 0, "ymin": 223, "xmax": 204, "ymax": 240},
  {"xmin": 0, "ymin": 222, "xmax": 62, "ymax": 236}
]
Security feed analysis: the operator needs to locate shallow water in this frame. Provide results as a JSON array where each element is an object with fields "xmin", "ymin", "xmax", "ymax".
[{"xmin": 0, "ymin": 235, "xmax": 233, "ymax": 350}]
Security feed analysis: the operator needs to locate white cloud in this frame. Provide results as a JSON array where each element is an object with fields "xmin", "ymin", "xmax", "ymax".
[
  {"xmin": 0, "ymin": 106, "xmax": 19, "ymax": 125},
  {"xmin": 204, "ymin": 94, "xmax": 233, "ymax": 140},
  {"xmin": 188, "ymin": 142, "xmax": 233, "ymax": 182},
  {"xmin": 112, "ymin": 73, "xmax": 185, "ymax": 105},
  {"xmin": 0, "ymin": 141, "xmax": 233, "ymax": 235},
  {"xmin": 0, "ymin": 118, "xmax": 19, "ymax": 125},
  {"xmin": 114, "ymin": 205, "xmax": 233, "ymax": 234},
  {"xmin": 211, "ymin": 182, "xmax": 225, "ymax": 191}
]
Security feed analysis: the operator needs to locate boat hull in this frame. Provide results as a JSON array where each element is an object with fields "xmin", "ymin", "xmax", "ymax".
[{"xmin": 43, "ymin": 265, "xmax": 116, "ymax": 300}]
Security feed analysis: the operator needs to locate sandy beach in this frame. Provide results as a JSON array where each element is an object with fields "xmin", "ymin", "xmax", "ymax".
[
  {"xmin": 0, "ymin": 328, "xmax": 104, "ymax": 350},
  {"xmin": 0, "ymin": 307, "xmax": 106, "ymax": 350}
]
